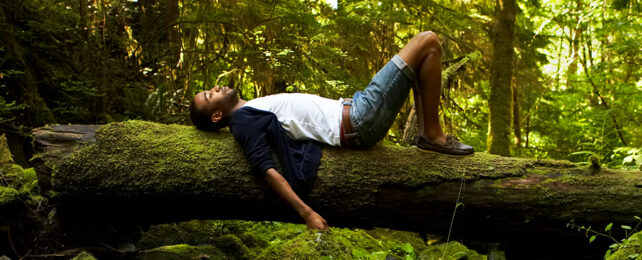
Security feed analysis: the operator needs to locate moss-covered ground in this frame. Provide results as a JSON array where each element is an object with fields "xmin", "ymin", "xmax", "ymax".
[
  {"xmin": 0, "ymin": 134, "xmax": 44, "ymax": 209},
  {"xmin": 136, "ymin": 219, "xmax": 487, "ymax": 260}
]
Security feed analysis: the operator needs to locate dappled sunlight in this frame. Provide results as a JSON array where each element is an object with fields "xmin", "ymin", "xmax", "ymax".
[{"xmin": 0, "ymin": 0, "xmax": 640, "ymax": 258}]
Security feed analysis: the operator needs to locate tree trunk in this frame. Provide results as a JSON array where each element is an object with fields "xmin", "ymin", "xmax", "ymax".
[
  {"xmin": 401, "ymin": 105, "xmax": 417, "ymax": 145},
  {"xmin": 512, "ymin": 83, "xmax": 521, "ymax": 147},
  {"xmin": 487, "ymin": 0, "xmax": 516, "ymax": 156},
  {"xmin": 0, "ymin": 5, "xmax": 55, "ymax": 127},
  {"xmin": 566, "ymin": 0, "xmax": 582, "ymax": 88},
  {"xmin": 164, "ymin": 0, "xmax": 180, "ymax": 66},
  {"xmin": 31, "ymin": 121, "xmax": 642, "ymax": 248}
]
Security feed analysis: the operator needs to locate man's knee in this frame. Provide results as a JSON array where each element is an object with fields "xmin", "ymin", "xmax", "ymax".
[
  {"xmin": 415, "ymin": 31, "xmax": 441, "ymax": 55},
  {"xmin": 398, "ymin": 31, "xmax": 441, "ymax": 70}
]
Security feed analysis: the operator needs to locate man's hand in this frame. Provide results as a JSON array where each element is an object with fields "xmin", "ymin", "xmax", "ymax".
[
  {"xmin": 264, "ymin": 168, "xmax": 330, "ymax": 230},
  {"xmin": 302, "ymin": 209, "xmax": 329, "ymax": 230}
]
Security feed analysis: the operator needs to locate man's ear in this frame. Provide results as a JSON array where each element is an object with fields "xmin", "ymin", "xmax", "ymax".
[{"xmin": 211, "ymin": 111, "xmax": 223, "ymax": 123}]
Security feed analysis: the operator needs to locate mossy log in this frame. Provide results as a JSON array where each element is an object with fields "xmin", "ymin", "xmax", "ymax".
[{"xmin": 31, "ymin": 121, "xmax": 642, "ymax": 250}]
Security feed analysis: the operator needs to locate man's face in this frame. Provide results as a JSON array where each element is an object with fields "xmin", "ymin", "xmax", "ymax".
[{"xmin": 193, "ymin": 86, "xmax": 238, "ymax": 120}]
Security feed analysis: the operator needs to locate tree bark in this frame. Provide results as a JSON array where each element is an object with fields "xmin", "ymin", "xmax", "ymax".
[
  {"xmin": 0, "ymin": 5, "xmax": 56, "ymax": 127},
  {"xmin": 512, "ymin": 83, "xmax": 521, "ymax": 147},
  {"xmin": 31, "ymin": 121, "xmax": 642, "ymax": 247},
  {"xmin": 566, "ymin": 0, "xmax": 582, "ymax": 88},
  {"xmin": 164, "ymin": 0, "xmax": 180, "ymax": 66},
  {"xmin": 487, "ymin": 0, "xmax": 516, "ymax": 156}
]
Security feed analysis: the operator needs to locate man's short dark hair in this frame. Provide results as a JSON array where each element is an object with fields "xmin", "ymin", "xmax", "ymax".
[{"xmin": 190, "ymin": 98, "xmax": 230, "ymax": 131}]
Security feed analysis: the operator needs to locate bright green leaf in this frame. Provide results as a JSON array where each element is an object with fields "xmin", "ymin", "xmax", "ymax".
[
  {"xmin": 401, "ymin": 242, "xmax": 413, "ymax": 253},
  {"xmin": 606, "ymin": 223, "xmax": 613, "ymax": 231},
  {"xmin": 622, "ymin": 225, "xmax": 631, "ymax": 230}
]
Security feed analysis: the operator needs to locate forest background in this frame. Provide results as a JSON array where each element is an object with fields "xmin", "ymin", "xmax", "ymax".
[{"xmin": 0, "ymin": 0, "xmax": 640, "ymax": 170}]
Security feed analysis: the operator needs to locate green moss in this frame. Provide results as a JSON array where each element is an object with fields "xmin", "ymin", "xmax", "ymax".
[
  {"xmin": 420, "ymin": 241, "xmax": 486, "ymax": 260},
  {"xmin": 139, "ymin": 220, "xmax": 485, "ymax": 260},
  {"xmin": 140, "ymin": 220, "xmax": 305, "ymax": 258},
  {"xmin": 212, "ymin": 234, "xmax": 250, "ymax": 258},
  {"xmin": 364, "ymin": 228, "xmax": 429, "ymax": 256},
  {"xmin": 526, "ymin": 167, "xmax": 549, "ymax": 175},
  {"xmin": 237, "ymin": 231, "xmax": 269, "ymax": 248},
  {"xmin": 140, "ymin": 244, "xmax": 227, "ymax": 260},
  {"xmin": 19, "ymin": 167, "xmax": 38, "ymax": 194},
  {"xmin": 0, "ymin": 134, "xmax": 13, "ymax": 165},
  {"xmin": 0, "ymin": 160, "xmax": 41, "ymax": 207},
  {"xmin": 1, "ymin": 162, "xmax": 23, "ymax": 181},
  {"xmin": 606, "ymin": 231, "xmax": 642, "ymax": 260},
  {"xmin": 53, "ymin": 120, "xmax": 253, "ymax": 199},
  {"xmin": 259, "ymin": 228, "xmax": 385, "ymax": 259},
  {"xmin": 70, "ymin": 251, "xmax": 97, "ymax": 260},
  {"xmin": 0, "ymin": 186, "xmax": 20, "ymax": 206},
  {"xmin": 46, "ymin": 120, "xmax": 590, "ymax": 219}
]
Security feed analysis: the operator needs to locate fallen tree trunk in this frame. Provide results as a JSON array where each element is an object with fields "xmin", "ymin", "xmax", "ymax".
[{"xmin": 31, "ymin": 121, "xmax": 642, "ymax": 254}]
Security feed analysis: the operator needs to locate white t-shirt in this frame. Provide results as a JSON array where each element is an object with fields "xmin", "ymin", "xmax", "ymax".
[{"xmin": 243, "ymin": 93, "xmax": 343, "ymax": 146}]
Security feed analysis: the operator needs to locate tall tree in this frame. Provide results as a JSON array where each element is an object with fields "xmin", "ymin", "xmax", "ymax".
[{"xmin": 487, "ymin": 0, "xmax": 516, "ymax": 156}]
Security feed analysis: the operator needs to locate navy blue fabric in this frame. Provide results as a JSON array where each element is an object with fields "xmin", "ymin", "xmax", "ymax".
[{"xmin": 229, "ymin": 106, "xmax": 322, "ymax": 190}]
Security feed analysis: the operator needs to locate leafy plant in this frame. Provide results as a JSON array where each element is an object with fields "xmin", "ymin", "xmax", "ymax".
[
  {"xmin": 611, "ymin": 147, "xmax": 642, "ymax": 170},
  {"xmin": 568, "ymin": 216, "xmax": 642, "ymax": 256}
]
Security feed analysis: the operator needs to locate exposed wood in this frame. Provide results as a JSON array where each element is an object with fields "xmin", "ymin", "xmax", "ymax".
[
  {"xmin": 32, "ymin": 125, "xmax": 101, "ymax": 154},
  {"xmin": 401, "ymin": 105, "xmax": 416, "ymax": 145}
]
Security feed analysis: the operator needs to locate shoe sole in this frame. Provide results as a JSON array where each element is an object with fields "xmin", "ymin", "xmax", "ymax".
[{"xmin": 414, "ymin": 145, "xmax": 475, "ymax": 156}]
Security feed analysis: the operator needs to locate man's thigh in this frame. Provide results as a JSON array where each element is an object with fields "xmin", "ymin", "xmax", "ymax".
[{"xmin": 349, "ymin": 55, "xmax": 416, "ymax": 147}]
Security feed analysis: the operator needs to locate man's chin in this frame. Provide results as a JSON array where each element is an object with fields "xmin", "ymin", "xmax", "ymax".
[
  {"xmin": 225, "ymin": 88, "xmax": 239, "ymax": 103},
  {"xmin": 227, "ymin": 88, "xmax": 237, "ymax": 98}
]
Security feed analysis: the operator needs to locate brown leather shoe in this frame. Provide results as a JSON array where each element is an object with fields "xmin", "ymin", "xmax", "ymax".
[{"xmin": 415, "ymin": 134, "xmax": 474, "ymax": 155}]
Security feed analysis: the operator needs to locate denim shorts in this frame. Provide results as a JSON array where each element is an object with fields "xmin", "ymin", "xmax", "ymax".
[{"xmin": 346, "ymin": 55, "xmax": 416, "ymax": 148}]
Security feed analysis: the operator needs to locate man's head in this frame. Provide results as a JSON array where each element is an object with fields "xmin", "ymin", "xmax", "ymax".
[{"xmin": 190, "ymin": 86, "xmax": 239, "ymax": 131}]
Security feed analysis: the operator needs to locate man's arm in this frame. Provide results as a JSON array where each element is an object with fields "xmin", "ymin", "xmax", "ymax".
[{"xmin": 264, "ymin": 168, "xmax": 328, "ymax": 230}]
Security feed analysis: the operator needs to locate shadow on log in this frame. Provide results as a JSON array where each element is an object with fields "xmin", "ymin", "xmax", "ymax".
[{"xmin": 31, "ymin": 120, "xmax": 642, "ymax": 257}]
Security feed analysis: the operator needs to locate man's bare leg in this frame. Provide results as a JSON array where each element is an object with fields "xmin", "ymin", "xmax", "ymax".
[{"xmin": 398, "ymin": 31, "xmax": 447, "ymax": 145}]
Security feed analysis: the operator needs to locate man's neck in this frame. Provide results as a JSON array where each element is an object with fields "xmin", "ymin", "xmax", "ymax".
[{"xmin": 230, "ymin": 98, "xmax": 247, "ymax": 114}]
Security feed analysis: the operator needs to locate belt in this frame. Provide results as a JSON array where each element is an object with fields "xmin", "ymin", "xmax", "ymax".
[{"xmin": 340, "ymin": 98, "xmax": 357, "ymax": 148}]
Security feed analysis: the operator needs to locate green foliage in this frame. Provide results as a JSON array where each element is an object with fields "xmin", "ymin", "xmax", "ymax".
[
  {"xmin": 0, "ymin": 0, "xmax": 638, "ymax": 165},
  {"xmin": 0, "ymin": 77, "xmax": 27, "ymax": 136},
  {"xmin": 605, "ymin": 231, "xmax": 642, "ymax": 260},
  {"xmin": 0, "ymin": 136, "xmax": 41, "ymax": 207},
  {"xmin": 611, "ymin": 147, "xmax": 642, "ymax": 170},
  {"xmin": 568, "ymin": 216, "xmax": 642, "ymax": 258}
]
